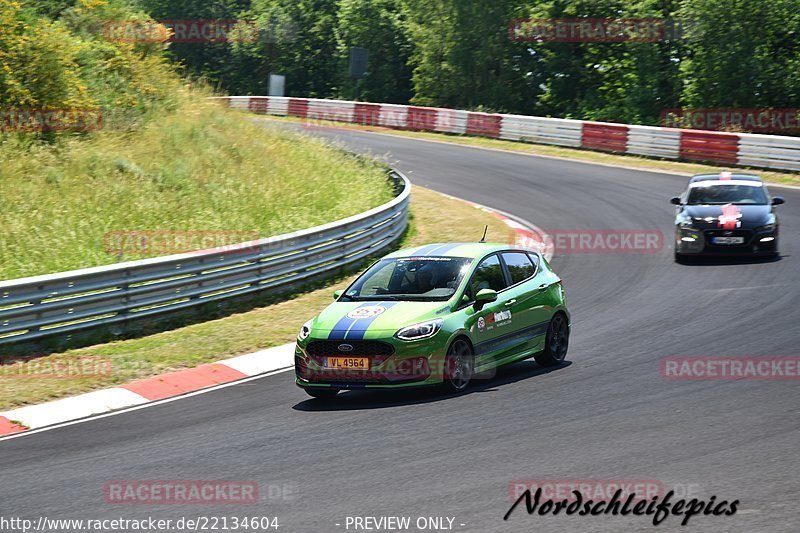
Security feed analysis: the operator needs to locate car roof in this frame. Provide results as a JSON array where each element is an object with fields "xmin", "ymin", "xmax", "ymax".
[
  {"xmin": 384, "ymin": 242, "xmax": 533, "ymax": 260},
  {"xmin": 689, "ymin": 172, "xmax": 762, "ymax": 184}
]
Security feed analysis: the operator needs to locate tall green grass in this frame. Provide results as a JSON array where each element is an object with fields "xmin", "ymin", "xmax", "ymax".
[{"xmin": 0, "ymin": 91, "xmax": 393, "ymax": 280}]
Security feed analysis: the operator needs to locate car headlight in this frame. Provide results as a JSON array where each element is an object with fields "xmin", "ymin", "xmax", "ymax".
[
  {"xmin": 298, "ymin": 319, "xmax": 313, "ymax": 341},
  {"xmin": 677, "ymin": 213, "xmax": 694, "ymax": 228},
  {"xmin": 395, "ymin": 319, "xmax": 443, "ymax": 341},
  {"xmin": 757, "ymin": 215, "xmax": 777, "ymax": 232}
]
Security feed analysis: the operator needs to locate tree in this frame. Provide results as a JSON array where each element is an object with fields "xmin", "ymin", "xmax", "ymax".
[
  {"xmin": 335, "ymin": 0, "xmax": 412, "ymax": 103},
  {"xmin": 511, "ymin": 0, "xmax": 683, "ymax": 123},
  {"xmin": 678, "ymin": 0, "xmax": 800, "ymax": 109},
  {"xmin": 229, "ymin": 0, "xmax": 340, "ymax": 97},
  {"xmin": 403, "ymin": 0, "xmax": 525, "ymax": 112}
]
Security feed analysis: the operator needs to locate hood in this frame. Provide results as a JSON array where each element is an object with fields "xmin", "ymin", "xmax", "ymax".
[
  {"xmin": 682, "ymin": 204, "xmax": 773, "ymax": 230},
  {"xmin": 313, "ymin": 300, "xmax": 450, "ymax": 340}
]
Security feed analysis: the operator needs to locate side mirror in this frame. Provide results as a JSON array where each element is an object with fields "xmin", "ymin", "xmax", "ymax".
[
  {"xmin": 475, "ymin": 289, "xmax": 498, "ymax": 305},
  {"xmin": 773, "ymin": 196, "xmax": 785, "ymax": 206},
  {"xmin": 670, "ymin": 197, "xmax": 682, "ymax": 205},
  {"xmin": 333, "ymin": 290, "xmax": 343, "ymax": 301}
]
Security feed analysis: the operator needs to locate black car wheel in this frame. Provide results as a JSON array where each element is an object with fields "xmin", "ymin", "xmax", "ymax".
[
  {"xmin": 535, "ymin": 313, "xmax": 569, "ymax": 366},
  {"xmin": 444, "ymin": 338, "xmax": 474, "ymax": 392}
]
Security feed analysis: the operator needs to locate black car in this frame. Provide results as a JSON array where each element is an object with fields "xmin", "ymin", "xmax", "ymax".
[{"xmin": 671, "ymin": 172, "xmax": 785, "ymax": 261}]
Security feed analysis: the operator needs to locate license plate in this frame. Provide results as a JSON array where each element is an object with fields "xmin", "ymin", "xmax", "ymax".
[
  {"xmin": 324, "ymin": 357, "xmax": 369, "ymax": 370},
  {"xmin": 713, "ymin": 236, "xmax": 745, "ymax": 245}
]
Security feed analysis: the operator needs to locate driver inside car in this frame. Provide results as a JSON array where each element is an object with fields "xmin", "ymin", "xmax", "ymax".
[{"xmin": 415, "ymin": 264, "xmax": 437, "ymax": 293}]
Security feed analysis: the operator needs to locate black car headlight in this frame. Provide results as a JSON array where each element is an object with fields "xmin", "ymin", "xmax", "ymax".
[
  {"xmin": 395, "ymin": 319, "xmax": 443, "ymax": 341},
  {"xmin": 756, "ymin": 214, "xmax": 777, "ymax": 232}
]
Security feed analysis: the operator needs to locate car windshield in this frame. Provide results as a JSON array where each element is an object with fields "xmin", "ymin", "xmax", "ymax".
[
  {"xmin": 341, "ymin": 257, "xmax": 473, "ymax": 302},
  {"xmin": 687, "ymin": 184, "xmax": 768, "ymax": 205}
]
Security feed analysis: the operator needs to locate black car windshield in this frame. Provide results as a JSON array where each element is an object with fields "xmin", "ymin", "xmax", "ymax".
[
  {"xmin": 341, "ymin": 257, "xmax": 473, "ymax": 302},
  {"xmin": 687, "ymin": 184, "xmax": 768, "ymax": 205}
]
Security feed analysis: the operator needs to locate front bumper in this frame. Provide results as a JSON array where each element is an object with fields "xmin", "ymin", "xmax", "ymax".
[
  {"xmin": 294, "ymin": 336, "xmax": 447, "ymax": 390},
  {"xmin": 675, "ymin": 226, "xmax": 778, "ymax": 255}
]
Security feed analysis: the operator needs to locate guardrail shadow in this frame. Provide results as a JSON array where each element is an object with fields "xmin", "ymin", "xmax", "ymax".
[{"xmin": 292, "ymin": 359, "xmax": 572, "ymax": 411}]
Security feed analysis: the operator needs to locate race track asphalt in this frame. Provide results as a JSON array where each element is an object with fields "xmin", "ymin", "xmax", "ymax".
[{"xmin": 1, "ymin": 124, "xmax": 798, "ymax": 533}]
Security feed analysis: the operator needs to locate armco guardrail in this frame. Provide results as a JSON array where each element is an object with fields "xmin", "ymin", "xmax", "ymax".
[
  {"xmin": 0, "ymin": 172, "xmax": 410, "ymax": 349},
  {"xmin": 220, "ymin": 96, "xmax": 800, "ymax": 172}
]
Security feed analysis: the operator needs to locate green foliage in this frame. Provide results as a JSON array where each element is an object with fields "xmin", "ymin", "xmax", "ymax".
[
  {"xmin": 1, "ymin": 0, "xmax": 182, "ymax": 129},
  {"xmin": 678, "ymin": 0, "xmax": 800, "ymax": 108},
  {"xmin": 136, "ymin": 0, "xmax": 253, "ymax": 92},
  {"xmin": 3, "ymin": 0, "xmax": 799, "ymax": 153},
  {"xmin": 50, "ymin": 0, "xmax": 791, "ymax": 127},
  {"xmin": 403, "ymin": 0, "xmax": 527, "ymax": 111},
  {"xmin": 195, "ymin": 0, "xmax": 799, "ymax": 126},
  {"xmin": 0, "ymin": 1, "xmax": 89, "ymax": 108},
  {"xmin": 336, "ymin": 0, "xmax": 413, "ymax": 103},
  {"xmin": 511, "ymin": 0, "xmax": 685, "ymax": 122},
  {"xmin": 0, "ymin": 0, "xmax": 393, "ymax": 280},
  {"xmin": 224, "ymin": 0, "xmax": 341, "ymax": 97}
]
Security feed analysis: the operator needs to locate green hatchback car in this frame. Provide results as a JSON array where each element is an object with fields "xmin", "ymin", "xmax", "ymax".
[{"xmin": 295, "ymin": 242, "xmax": 570, "ymax": 398}]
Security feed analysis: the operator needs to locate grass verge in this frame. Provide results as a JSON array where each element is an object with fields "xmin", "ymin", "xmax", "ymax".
[
  {"xmin": 258, "ymin": 114, "xmax": 800, "ymax": 188},
  {"xmin": 0, "ymin": 186, "xmax": 513, "ymax": 410},
  {"xmin": 0, "ymin": 96, "xmax": 393, "ymax": 280}
]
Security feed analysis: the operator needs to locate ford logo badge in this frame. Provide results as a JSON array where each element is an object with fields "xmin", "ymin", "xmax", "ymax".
[{"xmin": 338, "ymin": 344, "xmax": 354, "ymax": 352}]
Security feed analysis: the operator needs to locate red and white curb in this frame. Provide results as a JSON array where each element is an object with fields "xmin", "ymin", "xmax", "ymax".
[
  {"xmin": 0, "ymin": 344, "xmax": 295, "ymax": 437},
  {"xmin": 0, "ymin": 198, "xmax": 549, "ymax": 439}
]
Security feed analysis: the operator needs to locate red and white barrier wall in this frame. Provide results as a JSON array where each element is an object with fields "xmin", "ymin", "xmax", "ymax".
[{"xmin": 219, "ymin": 96, "xmax": 800, "ymax": 172}]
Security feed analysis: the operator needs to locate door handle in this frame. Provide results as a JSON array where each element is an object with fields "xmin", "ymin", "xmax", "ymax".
[
  {"xmin": 504, "ymin": 299, "xmax": 517, "ymax": 306},
  {"xmin": 537, "ymin": 283, "xmax": 550, "ymax": 291}
]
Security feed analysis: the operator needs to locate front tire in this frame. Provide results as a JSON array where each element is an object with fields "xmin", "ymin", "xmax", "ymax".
[
  {"xmin": 535, "ymin": 313, "xmax": 569, "ymax": 366},
  {"xmin": 443, "ymin": 338, "xmax": 474, "ymax": 392},
  {"xmin": 304, "ymin": 388, "xmax": 339, "ymax": 399}
]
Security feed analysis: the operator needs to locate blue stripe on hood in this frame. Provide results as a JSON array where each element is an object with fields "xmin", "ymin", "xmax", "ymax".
[
  {"xmin": 327, "ymin": 301, "xmax": 398, "ymax": 340},
  {"xmin": 327, "ymin": 303, "xmax": 372, "ymax": 339}
]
